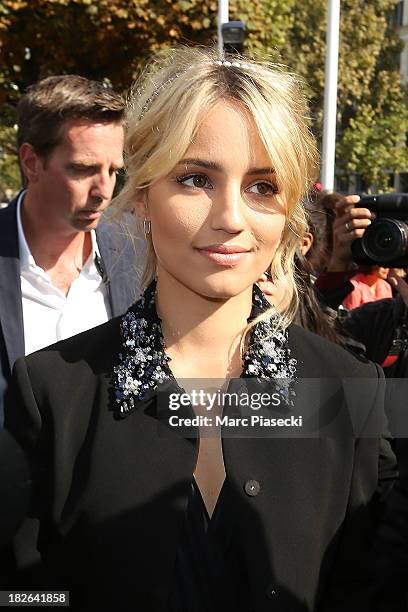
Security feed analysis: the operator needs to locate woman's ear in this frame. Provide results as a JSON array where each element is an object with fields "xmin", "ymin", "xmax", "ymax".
[{"xmin": 132, "ymin": 189, "xmax": 149, "ymax": 220}]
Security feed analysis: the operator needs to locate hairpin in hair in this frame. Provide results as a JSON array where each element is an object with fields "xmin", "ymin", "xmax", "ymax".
[
  {"xmin": 214, "ymin": 59, "xmax": 250, "ymax": 69},
  {"xmin": 138, "ymin": 59, "xmax": 250, "ymax": 120},
  {"xmin": 139, "ymin": 73, "xmax": 181, "ymax": 119}
]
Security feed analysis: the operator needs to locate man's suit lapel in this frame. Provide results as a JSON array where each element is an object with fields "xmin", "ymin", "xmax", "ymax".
[
  {"xmin": 96, "ymin": 220, "xmax": 124, "ymax": 317},
  {"xmin": 96, "ymin": 216, "xmax": 143, "ymax": 317},
  {"xmin": 0, "ymin": 197, "xmax": 25, "ymax": 372}
]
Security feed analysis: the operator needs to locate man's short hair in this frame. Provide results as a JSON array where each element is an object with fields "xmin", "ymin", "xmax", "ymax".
[{"xmin": 17, "ymin": 74, "xmax": 125, "ymax": 158}]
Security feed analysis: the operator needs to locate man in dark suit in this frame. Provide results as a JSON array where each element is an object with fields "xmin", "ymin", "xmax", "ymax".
[{"xmin": 0, "ymin": 75, "xmax": 141, "ymax": 423}]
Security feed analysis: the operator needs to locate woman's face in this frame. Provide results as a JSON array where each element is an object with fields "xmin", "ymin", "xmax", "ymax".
[
  {"xmin": 140, "ymin": 100, "xmax": 287, "ymax": 299},
  {"xmin": 373, "ymin": 266, "xmax": 390, "ymax": 280}
]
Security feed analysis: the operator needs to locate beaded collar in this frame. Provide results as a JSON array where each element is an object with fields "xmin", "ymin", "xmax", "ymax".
[{"xmin": 113, "ymin": 281, "xmax": 297, "ymax": 418}]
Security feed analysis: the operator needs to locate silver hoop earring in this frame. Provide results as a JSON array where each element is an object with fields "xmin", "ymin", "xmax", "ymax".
[{"xmin": 143, "ymin": 219, "xmax": 151, "ymax": 238}]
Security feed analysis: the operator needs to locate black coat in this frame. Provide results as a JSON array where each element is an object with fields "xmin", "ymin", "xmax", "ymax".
[
  {"xmin": 341, "ymin": 296, "xmax": 406, "ymax": 367},
  {"xmin": 372, "ymin": 435, "xmax": 408, "ymax": 611},
  {"xmin": 4, "ymin": 306, "xmax": 396, "ymax": 612}
]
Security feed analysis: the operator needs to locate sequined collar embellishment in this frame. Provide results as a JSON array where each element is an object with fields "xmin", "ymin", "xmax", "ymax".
[
  {"xmin": 113, "ymin": 282, "xmax": 297, "ymax": 417},
  {"xmin": 243, "ymin": 288, "xmax": 297, "ymax": 404},
  {"xmin": 113, "ymin": 282, "xmax": 173, "ymax": 417}
]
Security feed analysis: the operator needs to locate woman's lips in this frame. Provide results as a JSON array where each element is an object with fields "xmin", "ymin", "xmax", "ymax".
[{"xmin": 196, "ymin": 245, "xmax": 250, "ymax": 266}]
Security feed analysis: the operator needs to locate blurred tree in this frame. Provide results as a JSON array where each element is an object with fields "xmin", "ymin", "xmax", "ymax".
[
  {"xmin": 0, "ymin": 0, "xmax": 292, "ymax": 103},
  {"xmin": 0, "ymin": 0, "xmax": 291, "ymax": 195},
  {"xmin": 0, "ymin": 0, "xmax": 406, "ymax": 193},
  {"xmin": 284, "ymin": 0, "xmax": 408, "ymax": 191}
]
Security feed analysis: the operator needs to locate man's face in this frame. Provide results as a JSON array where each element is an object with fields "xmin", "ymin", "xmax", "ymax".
[{"xmin": 31, "ymin": 119, "xmax": 124, "ymax": 233}]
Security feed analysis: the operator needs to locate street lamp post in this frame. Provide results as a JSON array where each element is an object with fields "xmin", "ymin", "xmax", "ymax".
[
  {"xmin": 218, "ymin": 0, "xmax": 229, "ymax": 55},
  {"xmin": 321, "ymin": 0, "xmax": 341, "ymax": 191}
]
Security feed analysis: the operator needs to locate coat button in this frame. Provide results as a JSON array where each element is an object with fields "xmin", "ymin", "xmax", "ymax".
[
  {"xmin": 265, "ymin": 584, "xmax": 279, "ymax": 599},
  {"xmin": 244, "ymin": 479, "xmax": 261, "ymax": 496}
]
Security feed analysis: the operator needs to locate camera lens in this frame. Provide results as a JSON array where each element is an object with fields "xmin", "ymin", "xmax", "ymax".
[{"xmin": 362, "ymin": 218, "xmax": 408, "ymax": 262}]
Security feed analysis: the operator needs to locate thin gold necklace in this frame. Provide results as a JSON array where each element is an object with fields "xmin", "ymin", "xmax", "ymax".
[{"xmin": 73, "ymin": 246, "xmax": 84, "ymax": 274}]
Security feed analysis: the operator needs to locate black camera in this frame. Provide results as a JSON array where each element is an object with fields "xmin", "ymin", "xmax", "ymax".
[{"xmin": 351, "ymin": 193, "xmax": 408, "ymax": 267}]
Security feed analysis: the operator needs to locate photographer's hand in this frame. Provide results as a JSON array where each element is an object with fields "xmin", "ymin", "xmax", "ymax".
[
  {"xmin": 388, "ymin": 274, "xmax": 408, "ymax": 308},
  {"xmin": 328, "ymin": 195, "xmax": 376, "ymax": 271}
]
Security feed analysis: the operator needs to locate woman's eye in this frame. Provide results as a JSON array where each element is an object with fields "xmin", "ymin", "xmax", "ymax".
[
  {"xmin": 247, "ymin": 182, "xmax": 278, "ymax": 196},
  {"xmin": 176, "ymin": 174, "xmax": 212, "ymax": 189}
]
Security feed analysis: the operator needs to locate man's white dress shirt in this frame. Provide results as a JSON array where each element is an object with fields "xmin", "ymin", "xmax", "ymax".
[{"xmin": 17, "ymin": 192, "xmax": 112, "ymax": 355}]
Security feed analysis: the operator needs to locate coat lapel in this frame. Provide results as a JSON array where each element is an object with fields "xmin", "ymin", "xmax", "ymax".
[{"xmin": 0, "ymin": 197, "xmax": 25, "ymax": 372}]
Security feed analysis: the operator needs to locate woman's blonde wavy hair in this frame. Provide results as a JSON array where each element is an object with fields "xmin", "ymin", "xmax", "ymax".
[{"xmin": 112, "ymin": 46, "xmax": 319, "ymax": 337}]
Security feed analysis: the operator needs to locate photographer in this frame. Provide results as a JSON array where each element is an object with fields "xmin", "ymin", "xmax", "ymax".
[
  {"xmin": 315, "ymin": 195, "xmax": 408, "ymax": 377},
  {"xmin": 260, "ymin": 194, "xmax": 363, "ymax": 350},
  {"xmin": 312, "ymin": 196, "xmax": 408, "ymax": 609},
  {"xmin": 314, "ymin": 194, "xmax": 373, "ymax": 307}
]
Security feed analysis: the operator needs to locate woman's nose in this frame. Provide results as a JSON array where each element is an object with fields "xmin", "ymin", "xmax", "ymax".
[{"xmin": 210, "ymin": 186, "xmax": 246, "ymax": 234}]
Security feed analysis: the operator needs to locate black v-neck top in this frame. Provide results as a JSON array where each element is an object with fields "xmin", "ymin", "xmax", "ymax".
[{"xmin": 168, "ymin": 478, "xmax": 250, "ymax": 612}]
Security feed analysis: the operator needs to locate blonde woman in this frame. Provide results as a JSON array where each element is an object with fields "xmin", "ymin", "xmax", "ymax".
[{"xmin": 5, "ymin": 48, "xmax": 394, "ymax": 611}]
